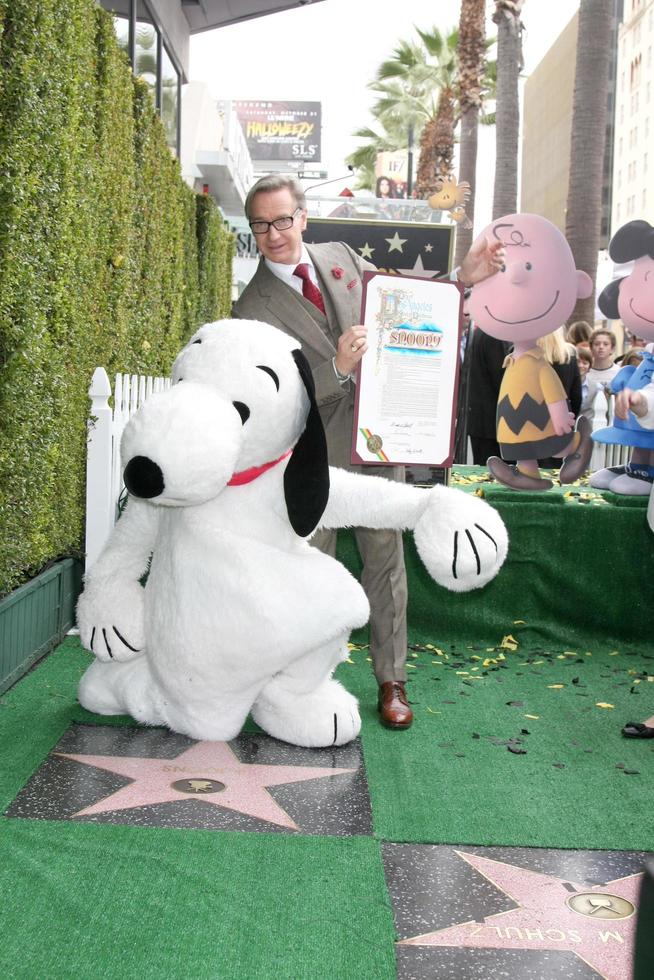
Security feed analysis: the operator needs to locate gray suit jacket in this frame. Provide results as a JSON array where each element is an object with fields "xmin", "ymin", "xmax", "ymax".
[{"xmin": 234, "ymin": 241, "xmax": 402, "ymax": 478}]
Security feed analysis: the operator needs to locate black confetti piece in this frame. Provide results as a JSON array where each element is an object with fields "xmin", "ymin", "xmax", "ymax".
[
  {"xmin": 553, "ymin": 762, "xmax": 566, "ymax": 769},
  {"xmin": 508, "ymin": 745, "xmax": 527, "ymax": 755},
  {"xmin": 472, "ymin": 733, "xmax": 480, "ymax": 739},
  {"xmin": 506, "ymin": 700, "xmax": 524, "ymax": 707}
]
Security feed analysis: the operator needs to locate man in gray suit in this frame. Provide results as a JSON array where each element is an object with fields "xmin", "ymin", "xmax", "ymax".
[{"xmin": 234, "ymin": 173, "xmax": 503, "ymax": 729}]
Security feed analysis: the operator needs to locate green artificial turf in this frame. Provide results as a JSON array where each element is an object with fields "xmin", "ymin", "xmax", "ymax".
[
  {"xmin": 342, "ymin": 637, "xmax": 654, "ymax": 851},
  {"xmin": 0, "ymin": 641, "xmax": 395, "ymax": 980}
]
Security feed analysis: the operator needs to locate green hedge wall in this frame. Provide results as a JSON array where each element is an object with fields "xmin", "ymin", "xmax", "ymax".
[{"xmin": 0, "ymin": 1, "xmax": 234, "ymax": 597}]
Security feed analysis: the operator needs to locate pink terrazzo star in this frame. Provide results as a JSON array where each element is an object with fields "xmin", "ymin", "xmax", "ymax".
[
  {"xmin": 400, "ymin": 851, "xmax": 642, "ymax": 980},
  {"xmin": 55, "ymin": 740, "xmax": 355, "ymax": 830}
]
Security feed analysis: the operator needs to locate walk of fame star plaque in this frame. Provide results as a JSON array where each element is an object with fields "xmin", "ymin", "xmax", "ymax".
[{"xmin": 5, "ymin": 724, "xmax": 372, "ymax": 836}]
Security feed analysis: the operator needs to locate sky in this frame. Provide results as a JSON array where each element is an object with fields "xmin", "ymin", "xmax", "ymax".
[{"xmin": 190, "ymin": 0, "xmax": 581, "ymax": 233}]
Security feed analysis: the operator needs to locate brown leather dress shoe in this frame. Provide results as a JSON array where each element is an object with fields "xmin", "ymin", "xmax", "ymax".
[{"xmin": 378, "ymin": 681, "xmax": 413, "ymax": 729}]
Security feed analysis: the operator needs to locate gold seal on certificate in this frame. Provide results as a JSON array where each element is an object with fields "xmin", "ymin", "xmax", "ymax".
[{"xmin": 352, "ymin": 272, "xmax": 464, "ymax": 467}]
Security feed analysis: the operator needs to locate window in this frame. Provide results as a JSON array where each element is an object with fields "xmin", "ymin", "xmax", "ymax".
[
  {"xmin": 160, "ymin": 44, "xmax": 180, "ymax": 155},
  {"xmin": 135, "ymin": 1, "xmax": 158, "ymax": 104},
  {"xmin": 106, "ymin": 1, "xmax": 181, "ymax": 156}
]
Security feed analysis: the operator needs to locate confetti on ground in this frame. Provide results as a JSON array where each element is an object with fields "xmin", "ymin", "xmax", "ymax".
[{"xmin": 596, "ymin": 702, "xmax": 615, "ymax": 709}]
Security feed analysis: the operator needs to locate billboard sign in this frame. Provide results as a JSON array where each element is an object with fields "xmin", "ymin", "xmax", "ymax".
[{"xmin": 234, "ymin": 101, "xmax": 321, "ymax": 162}]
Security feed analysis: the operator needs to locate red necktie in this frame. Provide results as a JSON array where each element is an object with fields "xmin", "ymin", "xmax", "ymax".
[{"xmin": 293, "ymin": 263, "xmax": 326, "ymax": 315}]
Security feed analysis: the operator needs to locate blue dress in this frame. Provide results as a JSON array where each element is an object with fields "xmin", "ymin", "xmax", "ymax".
[{"xmin": 592, "ymin": 351, "xmax": 654, "ymax": 449}]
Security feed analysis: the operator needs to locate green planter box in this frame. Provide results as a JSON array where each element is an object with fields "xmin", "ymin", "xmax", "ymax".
[{"xmin": 0, "ymin": 558, "xmax": 83, "ymax": 695}]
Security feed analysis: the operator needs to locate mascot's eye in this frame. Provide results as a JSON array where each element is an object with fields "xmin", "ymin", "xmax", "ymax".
[
  {"xmin": 500, "ymin": 264, "xmax": 506, "ymax": 273},
  {"xmin": 256, "ymin": 365, "xmax": 280, "ymax": 391},
  {"xmin": 525, "ymin": 262, "xmax": 532, "ymax": 271},
  {"xmin": 232, "ymin": 401, "xmax": 250, "ymax": 424},
  {"xmin": 192, "ymin": 338, "xmax": 202, "ymax": 345}
]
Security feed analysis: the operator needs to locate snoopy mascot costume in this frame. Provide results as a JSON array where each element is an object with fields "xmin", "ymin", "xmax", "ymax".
[{"xmin": 77, "ymin": 319, "xmax": 509, "ymax": 748}]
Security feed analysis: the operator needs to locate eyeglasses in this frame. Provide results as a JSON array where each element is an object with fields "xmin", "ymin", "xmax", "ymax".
[{"xmin": 249, "ymin": 207, "xmax": 303, "ymax": 236}]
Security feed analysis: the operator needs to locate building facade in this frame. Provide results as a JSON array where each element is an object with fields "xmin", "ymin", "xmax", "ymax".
[
  {"xmin": 521, "ymin": 2, "xmax": 622, "ymax": 249},
  {"xmin": 612, "ymin": 0, "xmax": 654, "ymax": 229}
]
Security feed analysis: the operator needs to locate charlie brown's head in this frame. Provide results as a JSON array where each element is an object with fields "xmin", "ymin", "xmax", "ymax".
[{"xmin": 467, "ymin": 213, "xmax": 593, "ymax": 344}]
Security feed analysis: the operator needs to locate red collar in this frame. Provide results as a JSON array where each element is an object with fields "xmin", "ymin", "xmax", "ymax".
[{"xmin": 227, "ymin": 449, "xmax": 293, "ymax": 487}]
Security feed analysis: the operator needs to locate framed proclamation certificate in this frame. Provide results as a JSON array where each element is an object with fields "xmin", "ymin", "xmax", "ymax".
[{"xmin": 352, "ymin": 272, "xmax": 464, "ymax": 467}]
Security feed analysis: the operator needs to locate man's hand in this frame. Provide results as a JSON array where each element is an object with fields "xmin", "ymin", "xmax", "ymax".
[
  {"xmin": 615, "ymin": 387, "xmax": 647, "ymax": 419},
  {"xmin": 335, "ymin": 325, "xmax": 368, "ymax": 376},
  {"xmin": 458, "ymin": 235, "xmax": 505, "ymax": 287}
]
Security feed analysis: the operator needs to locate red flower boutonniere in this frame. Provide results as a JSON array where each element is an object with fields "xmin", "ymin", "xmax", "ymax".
[{"xmin": 331, "ymin": 266, "xmax": 345, "ymax": 279}]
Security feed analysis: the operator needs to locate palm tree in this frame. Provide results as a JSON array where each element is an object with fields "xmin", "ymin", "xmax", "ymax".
[
  {"xmin": 345, "ymin": 112, "xmax": 413, "ymax": 192},
  {"xmin": 492, "ymin": 0, "xmax": 525, "ymax": 219},
  {"xmin": 454, "ymin": 0, "xmax": 489, "ymax": 266},
  {"xmin": 565, "ymin": 0, "xmax": 613, "ymax": 325},
  {"xmin": 369, "ymin": 28, "xmax": 460, "ymax": 199}
]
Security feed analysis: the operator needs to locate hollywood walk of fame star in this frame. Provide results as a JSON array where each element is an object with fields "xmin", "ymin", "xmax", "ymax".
[
  {"xmin": 359, "ymin": 243, "xmax": 375, "ymax": 259},
  {"xmin": 397, "ymin": 254, "xmax": 440, "ymax": 279},
  {"xmin": 55, "ymin": 740, "xmax": 356, "ymax": 831},
  {"xmin": 385, "ymin": 232, "xmax": 407, "ymax": 253},
  {"xmin": 424, "ymin": 243, "xmax": 434, "ymax": 252},
  {"xmin": 399, "ymin": 850, "xmax": 641, "ymax": 980}
]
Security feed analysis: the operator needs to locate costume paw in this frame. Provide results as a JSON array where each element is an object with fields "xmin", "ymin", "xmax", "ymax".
[
  {"xmin": 76, "ymin": 582, "xmax": 145, "ymax": 662},
  {"xmin": 414, "ymin": 488, "xmax": 508, "ymax": 592},
  {"xmin": 252, "ymin": 677, "xmax": 361, "ymax": 748}
]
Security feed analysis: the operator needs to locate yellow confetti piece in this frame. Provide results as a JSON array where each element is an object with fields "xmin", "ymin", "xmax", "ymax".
[
  {"xmin": 406, "ymin": 663, "xmax": 417, "ymax": 669},
  {"xmin": 471, "ymin": 655, "xmax": 481, "ymax": 661},
  {"xmin": 500, "ymin": 635, "xmax": 519, "ymax": 651},
  {"xmin": 532, "ymin": 660, "xmax": 544, "ymax": 665},
  {"xmin": 633, "ymin": 679, "xmax": 641, "ymax": 685},
  {"xmin": 513, "ymin": 620, "xmax": 526, "ymax": 625},
  {"xmin": 556, "ymin": 655, "xmax": 566, "ymax": 660},
  {"xmin": 431, "ymin": 661, "xmax": 443, "ymax": 666},
  {"xmin": 596, "ymin": 702, "xmax": 614, "ymax": 709},
  {"xmin": 345, "ymin": 658, "xmax": 354, "ymax": 664},
  {"xmin": 426, "ymin": 706, "xmax": 441, "ymax": 714},
  {"xmin": 648, "ymin": 676, "xmax": 654, "ymax": 682},
  {"xmin": 562, "ymin": 651, "xmax": 577, "ymax": 657},
  {"xmin": 497, "ymin": 653, "xmax": 506, "ymax": 661},
  {"xmin": 525, "ymin": 714, "xmax": 540, "ymax": 719},
  {"xmin": 483, "ymin": 658, "xmax": 497, "ymax": 667},
  {"xmin": 547, "ymin": 684, "xmax": 565, "ymax": 689},
  {"xmin": 609, "ymin": 651, "xmax": 620, "ymax": 657}
]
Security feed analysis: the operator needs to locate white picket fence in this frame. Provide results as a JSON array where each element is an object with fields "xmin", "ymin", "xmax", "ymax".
[
  {"xmin": 589, "ymin": 387, "xmax": 630, "ymax": 472},
  {"xmin": 85, "ymin": 367, "xmax": 170, "ymax": 571}
]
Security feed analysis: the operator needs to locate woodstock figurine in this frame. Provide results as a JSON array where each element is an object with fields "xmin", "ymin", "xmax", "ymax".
[
  {"xmin": 77, "ymin": 320, "xmax": 508, "ymax": 748},
  {"xmin": 468, "ymin": 213, "xmax": 594, "ymax": 491},
  {"xmin": 591, "ymin": 219, "xmax": 654, "ymax": 495}
]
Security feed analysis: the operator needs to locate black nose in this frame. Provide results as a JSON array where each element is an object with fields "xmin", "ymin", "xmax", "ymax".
[{"xmin": 124, "ymin": 455, "xmax": 165, "ymax": 498}]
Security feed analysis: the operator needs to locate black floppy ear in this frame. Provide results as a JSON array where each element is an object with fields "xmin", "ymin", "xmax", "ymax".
[
  {"xmin": 597, "ymin": 277, "xmax": 624, "ymax": 320},
  {"xmin": 609, "ymin": 220, "xmax": 654, "ymax": 263},
  {"xmin": 284, "ymin": 349, "xmax": 330, "ymax": 536}
]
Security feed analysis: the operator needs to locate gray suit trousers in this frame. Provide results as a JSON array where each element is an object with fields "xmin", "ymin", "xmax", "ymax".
[{"xmin": 311, "ymin": 526, "xmax": 408, "ymax": 684}]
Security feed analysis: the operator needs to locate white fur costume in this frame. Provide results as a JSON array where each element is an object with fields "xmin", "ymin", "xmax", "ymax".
[{"xmin": 77, "ymin": 320, "xmax": 509, "ymax": 747}]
